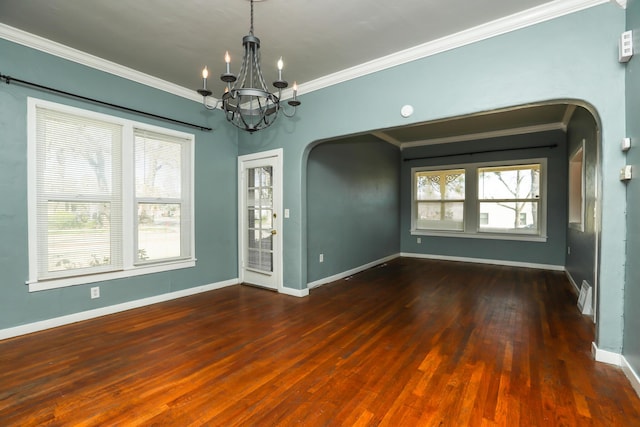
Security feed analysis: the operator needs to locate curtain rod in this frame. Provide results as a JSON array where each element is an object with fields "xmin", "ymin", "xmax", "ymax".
[
  {"xmin": 0, "ymin": 73, "xmax": 212, "ymax": 132},
  {"xmin": 402, "ymin": 143, "xmax": 558, "ymax": 162}
]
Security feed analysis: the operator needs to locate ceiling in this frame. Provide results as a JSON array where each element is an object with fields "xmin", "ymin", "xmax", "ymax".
[{"xmin": 0, "ymin": 0, "xmax": 587, "ymax": 143}]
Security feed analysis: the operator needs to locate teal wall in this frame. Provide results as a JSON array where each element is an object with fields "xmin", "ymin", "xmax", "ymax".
[
  {"xmin": 306, "ymin": 136, "xmax": 400, "ymax": 283},
  {"xmin": 566, "ymin": 107, "xmax": 598, "ymax": 298},
  {"xmin": 239, "ymin": 4, "xmax": 627, "ymax": 351},
  {"xmin": 624, "ymin": 0, "xmax": 640, "ymax": 378},
  {"xmin": 0, "ymin": 38, "xmax": 238, "ymax": 330},
  {"xmin": 400, "ymin": 130, "xmax": 567, "ymax": 266}
]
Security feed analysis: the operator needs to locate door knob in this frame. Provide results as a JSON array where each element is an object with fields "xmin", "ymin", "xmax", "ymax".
[{"xmin": 271, "ymin": 230, "xmax": 277, "ymax": 235}]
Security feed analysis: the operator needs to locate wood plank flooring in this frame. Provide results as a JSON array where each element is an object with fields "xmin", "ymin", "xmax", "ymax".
[{"xmin": 1, "ymin": 258, "xmax": 639, "ymax": 426}]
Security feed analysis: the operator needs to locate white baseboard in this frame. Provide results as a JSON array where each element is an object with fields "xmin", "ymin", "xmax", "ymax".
[
  {"xmin": 280, "ymin": 286, "xmax": 310, "ymax": 298},
  {"xmin": 307, "ymin": 253, "xmax": 401, "ymax": 289},
  {"xmin": 592, "ymin": 342, "xmax": 640, "ymax": 398},
  {"xmin": 0, "ymin": 278, "xmax": 239, "ymax": 341},
  {"xmin": 622, "ymin": 356, "xmax": 640, "ymax": 398},
  {"xmin": 592, "ymin": 342, "xmax": 622, "ymax": 365},
  {"xmin": 564, "ymin": 271, "xmax": 581, "ymax": 294},
  {"xmin": 400, "ymin": 252, "xmax": 565, "ymax": 271}
]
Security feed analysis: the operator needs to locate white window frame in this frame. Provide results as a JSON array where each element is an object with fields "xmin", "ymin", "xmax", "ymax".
[
  {"xmin": 411, "ymin": 158, "xmax": 547, "ymax": 242},
  {"xmin": 413, "ymin": 168, "xmax": 466, "ymax": 232},
  {"xmin": 568, "ymin": 140, "xmax": 585, "ymax": 232},
  {"xmin": 27, "ymin": 98, "xmax": 196, "ymax": 292}
]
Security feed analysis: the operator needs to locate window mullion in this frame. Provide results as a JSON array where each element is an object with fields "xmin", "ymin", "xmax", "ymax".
[
  {"xmin": 122, "ymin": 124, "xmax": 135, "ymax": 269},
  {"xmin": 467, "ymin": 165, "xmax": 478, "ymax": 233}
]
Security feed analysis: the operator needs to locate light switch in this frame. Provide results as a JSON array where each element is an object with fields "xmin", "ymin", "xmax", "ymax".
[{"xmin": 620, "ymin": 165, "xmax": 632, "ymax": 181}]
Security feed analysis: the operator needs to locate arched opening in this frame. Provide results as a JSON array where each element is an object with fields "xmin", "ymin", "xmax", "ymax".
[{"xmin": 305, "ymin": 100, "xmax": 601, "ymax": 322}]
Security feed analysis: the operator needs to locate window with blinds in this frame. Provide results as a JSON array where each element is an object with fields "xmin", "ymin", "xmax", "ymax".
[
  {"xmin": 28, "ymin": 98, "xmax": 195, "ymax": 290},
  {"xmin": 35, "ymin": 107, "xmax": 123, "ymax": 279}
]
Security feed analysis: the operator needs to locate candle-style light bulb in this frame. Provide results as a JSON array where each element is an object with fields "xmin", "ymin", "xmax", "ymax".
[
  {"xmin": 225, "ymin": 51, "xmax": 231, "ymax": 74},
  {"xmin": 277, "ymin": 57, "xmax": 284, "ymax": 80},
  {"xmin": 293, "ymin": 81, "xmax": 298, "ymax": 100},
  {"xmin": 202, "ymin": 66, "xmax": 209, "ymax": 89}
]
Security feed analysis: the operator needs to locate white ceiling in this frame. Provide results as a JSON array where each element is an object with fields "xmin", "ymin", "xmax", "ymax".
[{"xmin": 0, "ymin": 0, "xmax": 605, "ymax": 141}]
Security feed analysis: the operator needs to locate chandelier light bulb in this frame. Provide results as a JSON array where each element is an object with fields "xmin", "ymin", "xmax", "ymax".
[
  {"xmin": 224, "ymin": 51, "xmax": 231, "ymax": 74},
  {"xmin": 198, "ymin": 66, "xmax": 211, "ymax": 95},
  {"xmin": 277, "ymin": 57, "xmax": 284, "ymax": 80}
]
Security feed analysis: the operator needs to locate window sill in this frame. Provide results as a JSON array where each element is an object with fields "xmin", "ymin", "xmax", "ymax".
[
  {"xmin": 410, "ymin": 229, "xmax": 547, "ymax": 242},
  {"xmin": 27, "ymin": 259, "xmax": 196, "ymax": 292}
]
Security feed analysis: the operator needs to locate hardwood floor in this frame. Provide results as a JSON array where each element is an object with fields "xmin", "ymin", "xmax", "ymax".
[{"xmin": 1, "ymin": 258, "xmax": 639, "ymax": 426}]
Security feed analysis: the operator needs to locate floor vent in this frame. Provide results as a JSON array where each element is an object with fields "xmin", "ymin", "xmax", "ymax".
[{"xmin": 578, "ymin": 280, "xmax": 593, "ymax": 315}]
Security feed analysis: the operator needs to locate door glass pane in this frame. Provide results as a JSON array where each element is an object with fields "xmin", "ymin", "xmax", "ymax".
[
  {"xmin": 260, "ymin": 251, "xmax": 273, "ymax": 272},
  {"xmin": 261, "ymin": 209, "xmax": 273, "ymax": 229},
  {"xmin": 246, "ymin": 166, "xmax": 274, "ymax": 273},
  {"xmin": 260, "ymin": 188, "xmax": 273, "ymax": 208}
]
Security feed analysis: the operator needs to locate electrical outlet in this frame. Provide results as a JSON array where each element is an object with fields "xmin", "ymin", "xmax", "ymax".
[
  {"xmin": 90, "ymin": 286, "xmax": 100, "ymax": 299},
  {"xmin": 417, "ymin": 237, "xmax": 422, "ymax": 244},
  {"xmin": 567, "ymin": 247, "xmax": 571, "ymax": 255},
  {"xmin": 319, "ymin": 253, "xmax": 324, "ymax": 263}
]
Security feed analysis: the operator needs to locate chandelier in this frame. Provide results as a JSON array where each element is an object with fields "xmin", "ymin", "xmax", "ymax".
[{"xmin": 197, "ymin": 0, "xmax": 301, "ymax": 133}]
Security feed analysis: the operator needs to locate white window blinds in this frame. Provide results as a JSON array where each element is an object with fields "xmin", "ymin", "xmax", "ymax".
[{"xmin": 35, "ymin": 107, "xmax": 123, "ymax": 279}]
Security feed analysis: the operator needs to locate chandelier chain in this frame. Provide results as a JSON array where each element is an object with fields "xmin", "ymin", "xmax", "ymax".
[{"xmin": 250, "ymin": 0, "xmax": 254, "ymax": 35}]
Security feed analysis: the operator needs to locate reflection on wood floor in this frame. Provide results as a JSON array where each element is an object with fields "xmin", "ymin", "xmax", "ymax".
[{"xmin": 1, "ymin": 258, "xmax": 639, "ymax": 426}]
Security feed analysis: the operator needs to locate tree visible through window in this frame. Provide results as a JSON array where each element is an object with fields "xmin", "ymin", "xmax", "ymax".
[
  {"xmin": 36, "ymin": 107, "xmax": 122, "ymax": 278},
  {"xmin": 29, "ymin": 98, "xmax": 194, "ymax": 289},
  {"xmin": 135, "ymin": 130, "xmax": 186, "ymax": 263},
  {"xmin": 478, "ymin": 164, "xmax": 540, "ymax": 234},
  {"xmin": 411, "ymin": 158, "xmax": 546, "ymax": 240}
]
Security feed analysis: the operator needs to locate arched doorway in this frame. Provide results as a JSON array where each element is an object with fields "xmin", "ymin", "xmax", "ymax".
[{"xmin": 305, "ymin": 100, "xmax": 601, "ymax": 323}]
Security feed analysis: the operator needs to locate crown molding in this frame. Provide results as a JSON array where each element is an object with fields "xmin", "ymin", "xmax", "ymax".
[
  {"xmin": 1, "ymin": 0, "xmax": 608, "ymax": 101},
  {"xmin": 0, "ymin": 23, "xmax": 204, "ymax": 103},
  {"xmin": 371, "ymin": 131, "xmax": 402, "ymax": 148},
  {"xmin": 400, "ymin": 122, "xmax": 566, "ymax": 149},
  {"xmin": 300, "ymin": 0, "xmax": 608, "ymax": 96},
  {"xmin": 610, "ymin": 0, "xmax": 627, "ymax": 9}
]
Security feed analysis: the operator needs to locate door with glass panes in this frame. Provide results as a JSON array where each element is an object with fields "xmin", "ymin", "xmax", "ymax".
[{"xmin": 238, "ymin": 151, "xmax": 282, "ymax": 290}]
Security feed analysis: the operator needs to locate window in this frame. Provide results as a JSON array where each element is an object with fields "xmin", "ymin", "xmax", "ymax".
[
  {"xmin": 568, "ymin": 142, "xmax": 585, "ymax": 231},
  {"xmin": 479, "ymin": 212, "xmax": 489, "ymax": 225},
  {"xmin": 519, "ymin": 213, "xmax": 527, "ymax": 226},
  {"xmin": 135, "ymin": 130, "xmax": 191, "ymax": 263},
  {"xmin": 478, "ymin": 163, "xmax": 541, "ymax": 235},
  {"xmin": 28, "ymin": 98, "xmax": 195, "ymax": 291},
  {"xmin": 414, "ymin": 169, "xmax": 465, "ymax": 231},
  {"xmin": 411, "ymin": 158, "xmax": 547, "ymax": 241}
]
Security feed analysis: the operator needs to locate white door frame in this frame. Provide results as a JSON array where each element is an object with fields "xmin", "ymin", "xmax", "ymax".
[{"xmin": 238, "ymin": 148, "xmax": 283, "ymax": 292}]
